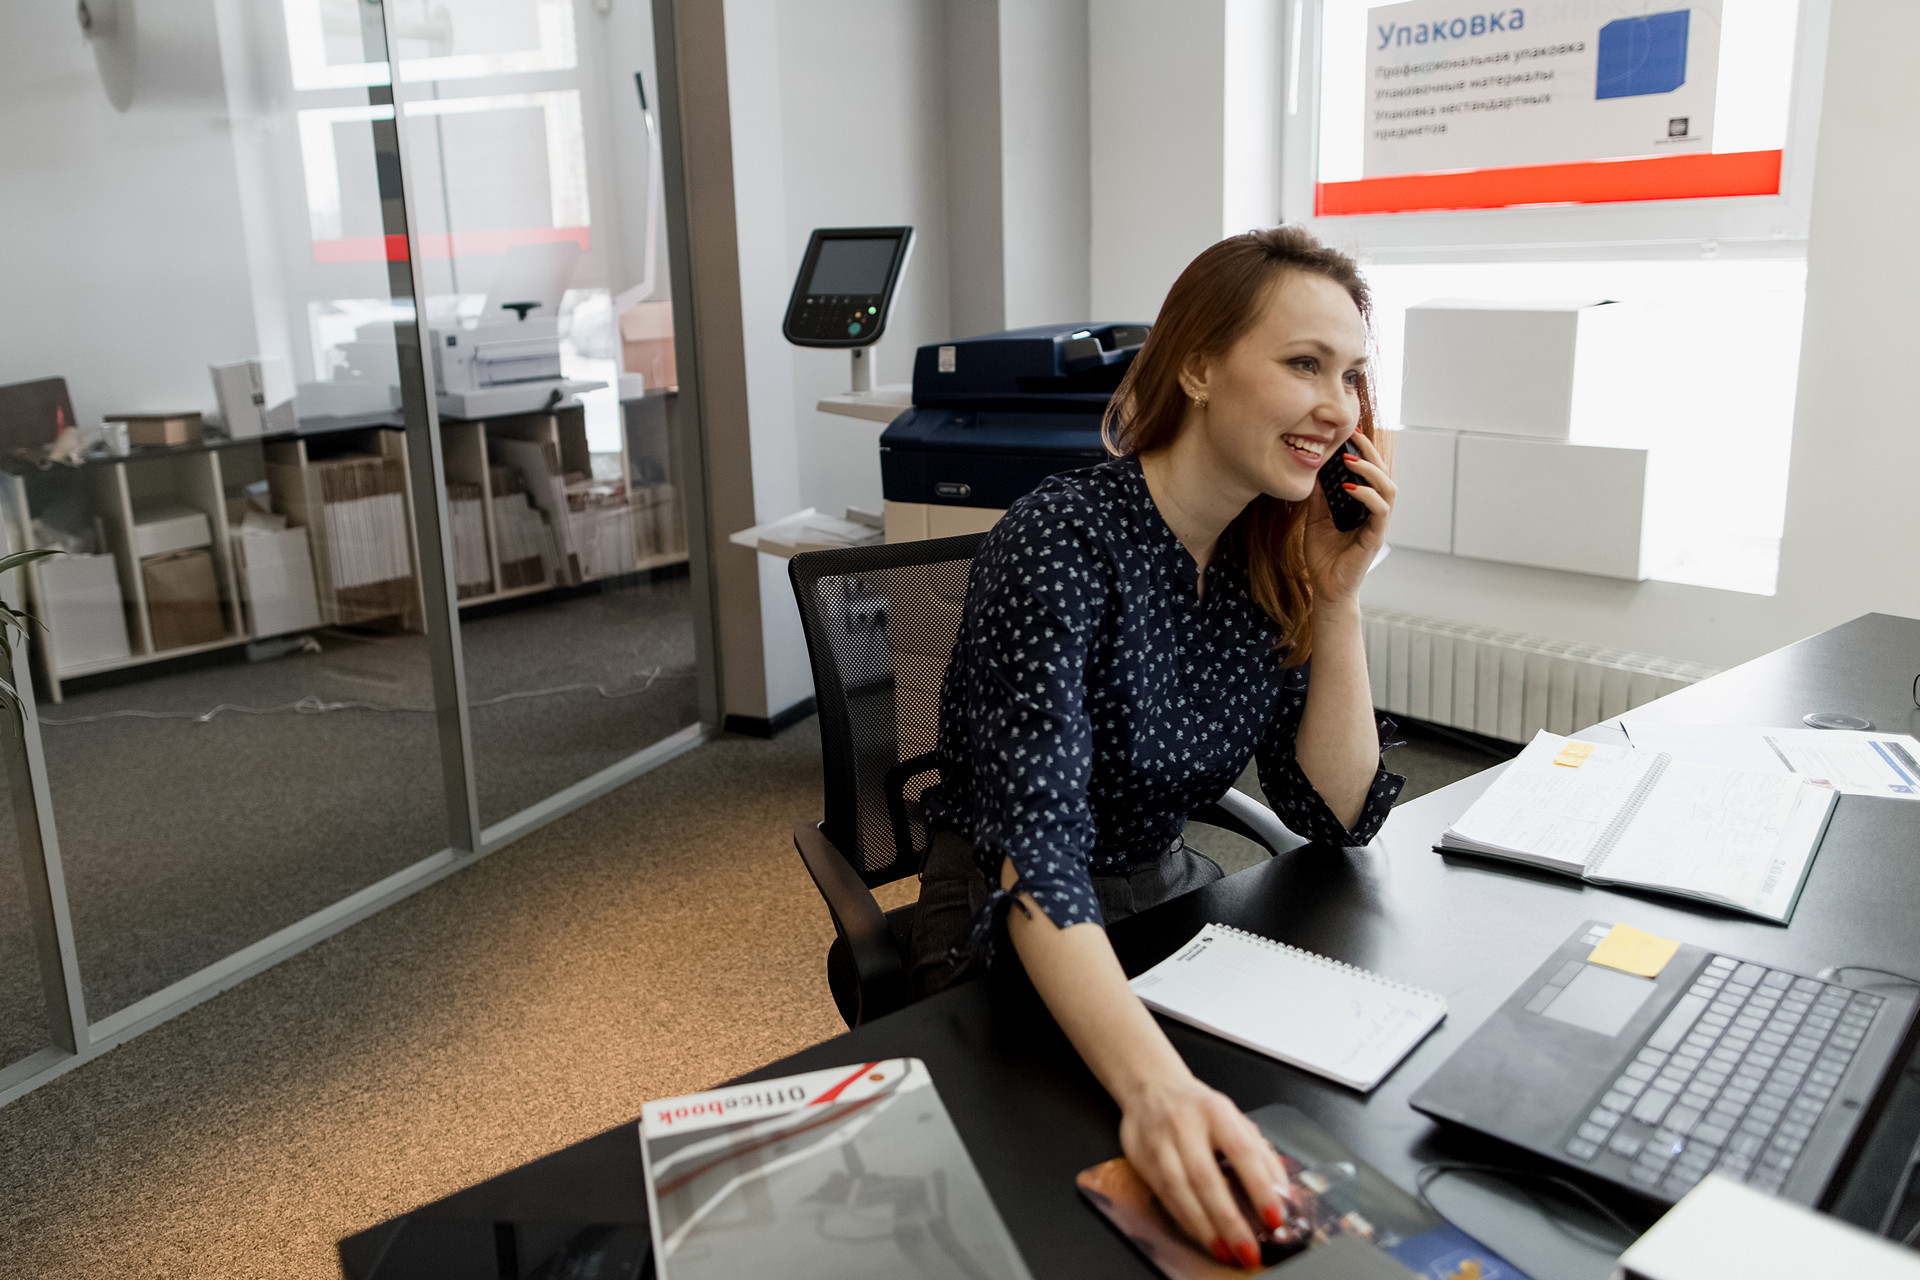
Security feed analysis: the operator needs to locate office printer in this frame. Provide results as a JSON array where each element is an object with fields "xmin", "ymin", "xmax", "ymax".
[
  {"xmin": 430, "ymin": 243, "xmax": 605, "ymax": 420},
  {"xmin": 878, "ymin": 323, "xmax": 1148, "ymax": 539}
]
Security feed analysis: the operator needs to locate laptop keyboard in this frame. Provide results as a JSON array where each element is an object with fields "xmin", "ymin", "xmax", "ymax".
[{"xmin": 1563, "ymin": 954, "xmax": 1884, "ymax": 1199}]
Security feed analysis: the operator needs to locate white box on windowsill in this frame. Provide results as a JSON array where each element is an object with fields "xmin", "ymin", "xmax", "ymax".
[
  {"xmin": 1401, "ymin": 299, "xmax": 1634, "ymax": 440},
  {"xmin": 1384, "ymin": 426, "xmax": 1457, "ymax": 554},
  {"xmin": 1451, "ymin": 434, "xmax": 1650, "ymax": 580}
]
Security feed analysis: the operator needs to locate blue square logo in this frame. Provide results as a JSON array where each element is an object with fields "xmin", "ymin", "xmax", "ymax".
[{"xmin": 1596, "ymin": 9, "xmax": 1690, "ymax": 99}]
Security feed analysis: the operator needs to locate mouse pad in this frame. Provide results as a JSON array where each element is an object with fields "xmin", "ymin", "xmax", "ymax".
[{"xmin": 1077, "ymin": 1105, "xmax": 1527, "ymax": 1279}]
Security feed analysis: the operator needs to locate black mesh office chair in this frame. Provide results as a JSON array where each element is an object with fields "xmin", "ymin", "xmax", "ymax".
[{"xmin": 790, "ymin": 533, "xmax": 1303, "ymax": 1028}]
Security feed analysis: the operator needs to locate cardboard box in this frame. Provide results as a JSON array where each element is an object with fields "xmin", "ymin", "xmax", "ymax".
[
  {"xmin": 131, "ymin": 503, "xmax": 212, "ymax": 558},
  {"xmin": 40, "ymin": 552, "xmax": 131, "ymax": 670},
  {"xmin": 108, "ymin": 412, "xmax": 203, "ymax": 447},
  {"xmin": 141, "ymin": 549, "xmax": 226, "ymax": 650},
  {"xmin": 233, "ymin": 526, "xmax": 321, "ymax": 637},
  {"xmin": 1400, "ymin": 299, "xmax": 1632, "ymax": 439},
  {"xmin": 1451, "ymin": 434, "xmax": 1650, "ymax": 580},
  {"xmin": 0, "ymin": 377, "xmax": 75, "ymax": 455},
  {"xmin": 210, "ymin": 358, "xmax": 295, "ymax": 438},
  {"xmin": 619, "ymin": 301, "xmax": 678, "ymax": 392},
  {"xmin": 1385, "ymin": 427, "xmax": 1457, "ymax": 554}
]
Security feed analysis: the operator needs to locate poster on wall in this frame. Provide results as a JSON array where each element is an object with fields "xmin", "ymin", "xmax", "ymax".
[
  {"xmin": 1364, "ymin": 0, "xmax": 1722, "ymax": 176},
  {"xmin": 1320, "ymin": 0, "xmax": 1783, "ymax": 215}
]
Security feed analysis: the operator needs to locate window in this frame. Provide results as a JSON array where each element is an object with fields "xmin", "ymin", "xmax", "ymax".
[{"xmin": 1277, "ymin": 0, "xmax": 1830, "ymax": 594}]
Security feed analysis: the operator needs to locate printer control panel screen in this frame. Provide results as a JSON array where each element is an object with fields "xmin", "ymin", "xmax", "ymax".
[{"xmin": 784, "ymin": 228, "xmax": 912, "ymax": 347}]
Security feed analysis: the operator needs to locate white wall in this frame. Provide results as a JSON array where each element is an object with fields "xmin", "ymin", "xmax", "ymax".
[
  {"xmin": 1221, "ymin": 0, "xmax": 1284, "ymax": 236},
  {"xmin": 779, "ymin": 0, "xmax": 955, "ymax": 527},
  {"xmin": 674, "ymin": 0, "xmax": 957, "ymax": 721},
  {"xmin": 1088, "ymin": 0, "xmax": 1227, "ymax": 323},
  {"xmin": 715, "ymin": 0, "xmax": 809, "ymax": 720},
  {"xmin": 1768, "ymin": 0, "xmax": 1920, "ymax": 649},
  {"xmin": 942, "ymin": 0, "xmax": 1091, "ymax": 338},
  {"xmin": 998, "ymin": 0, "xmax": 1091, "ymax": 329},
  {"xmin": 0, "ymin": 1, "xmax": 260, "ymax": 425},
  {"xmin": 1354, "ymin": 0, "xmax": 1920, "ymax": 670},
  {"xmin": 943, "ymin": 0, "xmax": 1006, "ymax": 341}
]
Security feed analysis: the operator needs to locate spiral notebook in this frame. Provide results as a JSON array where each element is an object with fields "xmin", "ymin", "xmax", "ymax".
[
  {"xmin": 1128, "ymin": 924, "xmax": 1447, "ymax": 1092},
  {"xmin": 1438, "ymin": 730, "xmax": 1837, "ymax": 924}
]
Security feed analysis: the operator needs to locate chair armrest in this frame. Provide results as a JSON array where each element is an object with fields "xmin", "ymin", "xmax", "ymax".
[
  {"xmin": 793, "ymin": 820, "xmax": 906, "ymax": 1007},
  {"xmin": 1191, "ymin": 787, "xmax": 1308, "ymax": 859}
]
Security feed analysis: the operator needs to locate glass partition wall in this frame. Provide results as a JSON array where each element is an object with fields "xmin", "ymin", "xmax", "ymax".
[
  {"xmin": 0, "ymin": 0, "xmax": 701, "ymax": 1101},
  {"xmin": 374, "ymin": 0, "xmax": 699, "ymax": 830}
]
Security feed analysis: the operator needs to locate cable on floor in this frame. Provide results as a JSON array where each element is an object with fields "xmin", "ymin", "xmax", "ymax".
[
  {"xmin": 1415, "ymin": 1161, "xmax": 1641, "ymax": 1256},
  {"xmin": 37, "ymin": 668, "xmax": 693, "ymax": 726}
]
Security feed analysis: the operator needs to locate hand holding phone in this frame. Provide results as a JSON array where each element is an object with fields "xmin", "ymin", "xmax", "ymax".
[{"xmin": 1317, "ymin": 437, "xmax": 1370, "ymax": 532}]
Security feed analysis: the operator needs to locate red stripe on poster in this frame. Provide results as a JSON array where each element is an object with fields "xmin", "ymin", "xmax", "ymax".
[
  {"xmin": 311, "ymin": 226, "xmax": 592, "ymax": 264},
  {"xmin": 1314, "ymin": 149, "xmax": 1783, "ymax": 216}
]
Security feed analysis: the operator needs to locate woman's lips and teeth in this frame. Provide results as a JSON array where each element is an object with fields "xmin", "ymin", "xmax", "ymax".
[{"xmin": 1280, "ymin": 432, "xmax": 1342, "ymax": 468}]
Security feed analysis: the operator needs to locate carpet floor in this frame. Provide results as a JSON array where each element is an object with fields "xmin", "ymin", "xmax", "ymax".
[
  {"xmin": 0, "ymin": 719, "xmax": 1498, "ymax": 1278},
  {"xmin": 0, "ymin": 569, "xmax": 697, "ymax": 1029}
]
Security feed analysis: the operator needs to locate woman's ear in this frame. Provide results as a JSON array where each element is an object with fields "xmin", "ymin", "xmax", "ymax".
[{"xmin": 1179, "ymin": 357, "xmax": 1214, "ymax": 408}]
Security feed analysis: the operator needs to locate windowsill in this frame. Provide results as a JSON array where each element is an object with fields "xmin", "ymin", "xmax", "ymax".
[{"xmin": 1647, "ymin": 534, "xmax": 1781, "ymax": 596}]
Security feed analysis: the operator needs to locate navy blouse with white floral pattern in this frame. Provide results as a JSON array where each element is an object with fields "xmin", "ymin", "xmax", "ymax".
[{"xmin": 922, "ymin": 456, "xmax": 1404, "ymax": 936}]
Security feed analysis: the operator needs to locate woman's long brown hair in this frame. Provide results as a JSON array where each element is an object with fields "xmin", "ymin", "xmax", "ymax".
[{"xmin": 1102, "ymin": 226, "xmax": 1376, "ymax": 664}]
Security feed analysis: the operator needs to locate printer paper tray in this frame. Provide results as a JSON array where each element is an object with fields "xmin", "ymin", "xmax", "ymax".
[{"xmin": 437, "ymin": 380, "xmax": 606, "ymax": 420}]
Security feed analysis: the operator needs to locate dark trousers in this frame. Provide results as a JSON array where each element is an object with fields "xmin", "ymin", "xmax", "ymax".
[{"xmin": 906, "ymin": 829, "xmax": 1224, "ymax": 1000}]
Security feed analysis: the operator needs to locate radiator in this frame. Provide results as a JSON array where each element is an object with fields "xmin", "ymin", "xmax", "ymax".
[{"xmin": 1362, "ymin": 607, "xmax": 1721, "ymax": 744}]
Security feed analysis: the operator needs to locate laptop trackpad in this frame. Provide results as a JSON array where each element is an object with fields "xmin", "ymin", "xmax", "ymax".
[{"xmin": 1539, "ymin": 964, "xmax": 1658, "ymax": 1037}]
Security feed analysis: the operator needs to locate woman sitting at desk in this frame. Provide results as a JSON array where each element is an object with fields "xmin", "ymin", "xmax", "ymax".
[{"xmin": 911, "ymin": 226, "xmax": 1403, "ymax": 1270}]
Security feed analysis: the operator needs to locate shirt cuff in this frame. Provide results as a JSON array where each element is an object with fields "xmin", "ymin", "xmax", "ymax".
[
  {"xmin": 1268, "ymin": 751, "xmax": 1405, "ymax": 848},
  {"xmin": 955, "ymin": 849, "xmax": 1103, "ymax": 971}
]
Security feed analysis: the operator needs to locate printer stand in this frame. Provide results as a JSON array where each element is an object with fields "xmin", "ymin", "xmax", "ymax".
[{"xmin": 880, "ymin": 500, "xmax": 1002, "ymax": 544}]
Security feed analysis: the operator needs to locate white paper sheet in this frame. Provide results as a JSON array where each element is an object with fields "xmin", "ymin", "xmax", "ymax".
[
  {"xmin": 1444, "ymin": 731, "xmax": 1659, "ymax": 871},
  {"xmin": 1621, "ymin": 721, "xmax": 1920, "ymax": 800},
  {"xmin": 1593, "ymin": 760, "xmax": 1830, "ymax": 918}
]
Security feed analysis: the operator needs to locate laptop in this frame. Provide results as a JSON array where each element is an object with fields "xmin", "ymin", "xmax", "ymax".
[{"xmin": 1410, "ymin": 920, "xmax": 1919, "ymax": 1207}]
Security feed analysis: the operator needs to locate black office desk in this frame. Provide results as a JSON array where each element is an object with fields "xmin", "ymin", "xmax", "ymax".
[{"xmin": 340, "ymin": 613, "xmax": 1920, "ymax": 1279}]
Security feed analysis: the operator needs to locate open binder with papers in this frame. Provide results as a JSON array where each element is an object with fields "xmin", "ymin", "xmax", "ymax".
[{"xmin": 1437, "ymin": 731, "xmax": 1838, "ymax": 923}]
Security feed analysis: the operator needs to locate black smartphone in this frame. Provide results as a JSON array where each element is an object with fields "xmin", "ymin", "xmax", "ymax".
[{"xmin": 1317, "ymin": 438, "xmax": 1370, "ymax": 532}]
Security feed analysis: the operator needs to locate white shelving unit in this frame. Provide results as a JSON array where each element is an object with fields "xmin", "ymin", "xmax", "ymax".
[
  {"xmin": 0, "ymin": 399, "xmax": 689, "ymax": 704},
  {"xmin": 5, "ymin": 442, "xmax": 264, "ymax": 703},
  {"xmin": 445, "ymin": 400, "xmax": 688, "ymax": 609}
]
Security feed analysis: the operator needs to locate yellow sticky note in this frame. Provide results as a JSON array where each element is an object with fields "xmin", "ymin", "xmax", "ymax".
[
  {"xmin": 1588, "ymin": 923, "xmax": 1682, "ymax": 978},
  {"xmin": 1554, "ymin": 741, "xmax": 1595, "ymax": 768}
]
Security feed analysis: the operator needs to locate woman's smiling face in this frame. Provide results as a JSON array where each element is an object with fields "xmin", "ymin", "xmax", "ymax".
[{"xmin": 1181, "ymin": 270, "xmax": 1370, "ymax": 506}]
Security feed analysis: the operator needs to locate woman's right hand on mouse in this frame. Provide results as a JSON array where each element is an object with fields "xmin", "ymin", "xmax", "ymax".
[
  {"xmin": 999, "ymin": 863, "xmax": 1289, "ymax": 1269},
  {"xmin": 1117, "ymin": 1066, "xmax": 1290, "ymax": 1269}
]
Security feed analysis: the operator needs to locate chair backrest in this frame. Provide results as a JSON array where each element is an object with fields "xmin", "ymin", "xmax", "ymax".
[{"xmin": 790, "ymin": 533, "xmax": 985, "ymax": 889}]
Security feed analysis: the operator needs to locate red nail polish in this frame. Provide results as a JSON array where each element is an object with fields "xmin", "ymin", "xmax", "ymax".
[
  {"xmin": 1341, "ymin": 482, "xmax": 1358, "ymax": 492},
  {"xmin": 1261, "ymin": 1203, "xmax": 1284, "ymax": 1230},
  {"xmin": 1211, "ymin": 1239, "xmax": 1234, "ymax": 1265},
  {"xmin": 1234, "ymin": 1240, "xmax": 1262, "ymax": 1269}
]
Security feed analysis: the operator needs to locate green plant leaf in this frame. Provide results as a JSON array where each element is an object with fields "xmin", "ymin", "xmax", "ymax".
[{"xmin": 0, "ymin": 546, "xmax": 60, "ymax": 708}]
